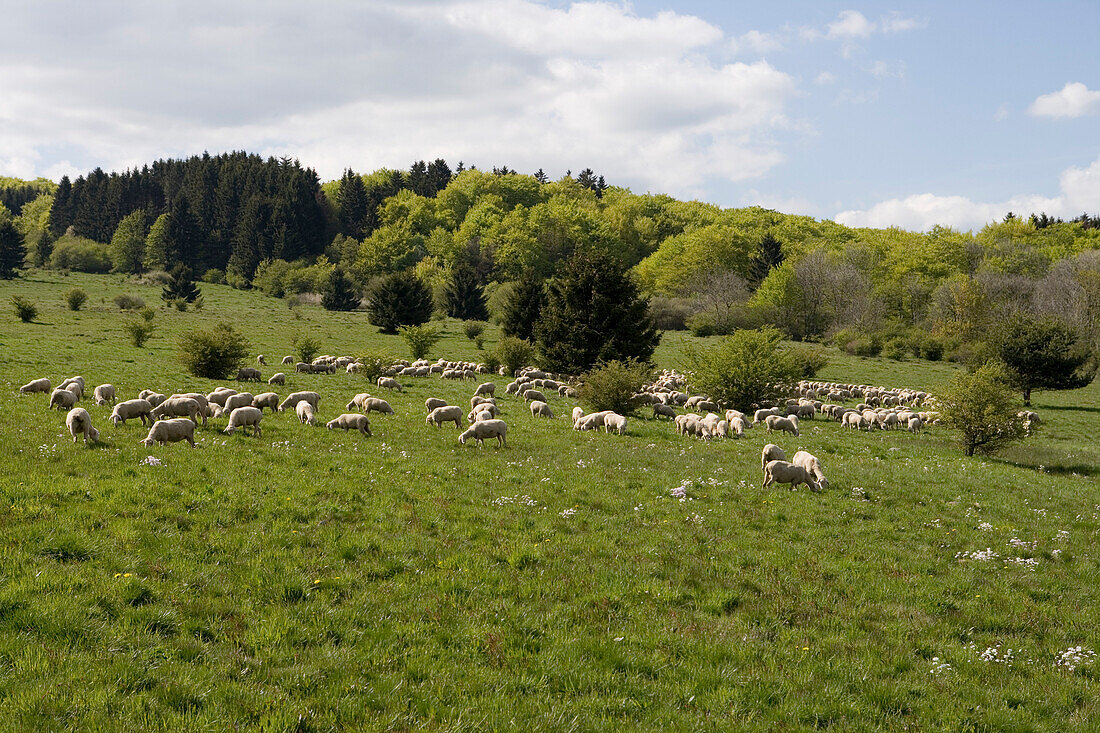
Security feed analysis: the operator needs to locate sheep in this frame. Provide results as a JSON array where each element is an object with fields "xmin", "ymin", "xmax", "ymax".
[
  {"xmin": 268, "ymin": 372, "xmax": 286, "ymax": 386},
  {"xmin": 362, "ymin": 398, "xmax": 394, "ymax": 415},
  {"xmin": 475, "ymin": 382, "xmax": 496, "ymax": 397},
  {"xmin": 139, "ymin": 391, "xmax": 167, "ymax": 408},
  {"xmin": 458, "ymin": 419, "xmax": 507, "ymax": 448},
  {"xmin": 574, "ymin": 413, "xmax": 603, "ymax": 431},
  {"xmin": 764, "ymin": 415, "xmax": 800, "ymax": 437},
  {"xmin": 141, "ymin": 418, "xmax": 196, "ymax": 447},
  {"xmin": 206, "ymin": 388, "xmax": 237, "ymax": 407},
  {"xmin": 470, "ymin": 405, "xmax": 499, "ymax": 422},
  {"xmin": 296, "ymin": 400, "xmax": 318, "ymax": 426},
  {"xmin": 908, "ymin": 415, "xmax": 923, "ymax": 432},
  {"xmin": 59, "ymin": 376, "xmax": 84, "ymax": 395},
  {"xmin": 236, "ymin": 367, "xmax": 262, "ymax": 382},
  {"xmin": 761, "ymin": 443, "xmax": 786, "ymax": 469},
  {"xmin": 559, "ymin": 386, "xmax": 579, "ymax": 399},
  {"xmin": 529, "ymin": 401, "xmax": 554, "ymax": 419},
  {"xmin": 223, "ymin": 406, "xmax": 263, "ymax": 437},
  {"xmin": 151, "ymin": 397, "xmax": 202, "ymax": 424},
  {"xmin": 282, "ymin": 355, "xmax": 294, "ymax": 365},
  {"xmin": 19, "ymin": 378, "xmax": 51, "ymax": 394},
  {"xmin": 470, "ymin": 395, "xmax": 496, "ymax": 410},
  {"xmin": 278, "ymin": 391, "xmax": 320, "ymax": 412},
  {"xmin": 696, "ymin": 400, "xmax": 720, "ymax": 413},
  {"xmin": 653, "ymin": 403, "xmax": 677, "ymax": 420},
  {"xmin": 49, "ymin": 388, "xmax": 78, "ymax": 411},
  {"xmin": 729, "ymin": 416, "xmax": 749, "ymax": 437},
  {"xmin": 762, "ymin": 460, "xmax": 820, "ymax": 492},
  {"xmin": 377, "ymin": 376, "xmax": 403, "ymax": 391},
  {"xmin": 603, "ymin": 413, "xmax": 627, "ymax": 435},
  {"xmin": 792, "ymin": 450, "xmax": 828, "ymax": 491},
  {"xmin": 110, "ymin": 398, "xmax": 154, "ymax": 427},
  {"xmin": 256, "ymin": 355, "xmax": 267, "ymax": 365},
  {"xmin": 326, "ymin": 413, "xmax": 371, "ymax": 436},
  {"xmin": 252, "ymin": 392, "xmax": 280, "ymax": 413},
  {"xmin": 521, "ymin": 389, "xmax": 546, "ymax": 403},
  {"xmin": 725, "ymin": 409, "xmax": 747, "ymax": 424},
  {"xmin": 425, "ymin": 398, "xmax": 448, "ymax": 412},
  {"xmin": 754, "ymin": 407, "xmax": 781, "ymax": 424},
  {"xmin": 347, "ymin": 393, "xmax": 372, "ymax": 411},
  {"xmin": 66, "ymin": 407, "xmax": 99, "ymax": 444},
  {"xmin": 571, "ymin": 406, "xmax": 585, "ymax": 426},
  {"xmin": 89, "ymin": 384, "xmax": 115, "ymax": 405},
  {"xmin": 427, "ymin": 405, "xmax": 464, "ymax": 429},
  {"xmin": 842, "ymin": 411, "xmax": 869, "ymax": 430},
  {"xmin": 714, "ymin": 420, "xmax": 731, "ymax": 439},
  {"xmin": 172, "ymin": 393, "xmax": 212, "ymax": 422},
  {"xmin": 223, "ymin": 392, "xmax": 255, "ymax": 413}
]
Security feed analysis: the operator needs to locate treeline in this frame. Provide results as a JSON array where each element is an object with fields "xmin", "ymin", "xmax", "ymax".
[{"xmin": 0, "ymin": 177, "xmax": 55, "ymax": 216}]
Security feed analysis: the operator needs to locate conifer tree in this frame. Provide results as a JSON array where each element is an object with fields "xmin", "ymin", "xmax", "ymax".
[
  {"xmin": 367, "ymin": 271, "xmax": 434, "ymax": 334},
  {"xmin": 444, "ymin": 261, "xmax": 488, "ymax": 321},
  {"xmin": 338, "ymin": 169, "xmax": 369, "ymax": 239},
  {"xmin": 321, "ymin": 268, "xmax": 361, "ymax": 311},
  {"xmin": 162, "ymin": 263, "xmax": 201, "ymax": 304},
  {"xmin": 0, "ymin": 211, "xmax": 25, "ymax": 279},
  {"xmin": 749, "ymin": 233, "xmax": 784, "ymax": 285},
  {"xmin": 143, "ymin": 213, "xmax": 171, "ymax": 271},
  {"xmin": 500, "ymin": 272, "xmax": 545, "ymax": 341}
]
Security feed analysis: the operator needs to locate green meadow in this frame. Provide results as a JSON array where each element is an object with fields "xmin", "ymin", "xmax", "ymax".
[{"xmin": 2, "ymin": 272, "xmax": 1099, "ymax": 731}]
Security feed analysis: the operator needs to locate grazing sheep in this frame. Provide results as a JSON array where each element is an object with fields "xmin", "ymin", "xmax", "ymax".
[
  {"xmin": 281, "ymin": 355, "xmax": 294, "ymax": 365},
  {"xmin": 754, "ymin": 407, "xmax": 781, "ymax": 424},
  {"xmin": 173, "ymin": 393, "xmax": 212, "ymax": 420},
  {"xmin": 257, "ymin": 355, "xmax": 267, "ymax": 365},
  {"xmin": 206, "ymin": 388, "xmax": 237, "ymax": 406},
  {"xmin": 653, "ymin": 403, "xmax": 677, "ymax": 420},
  {"xmin": 458, "ymin": 419, "xmax": 507, "ymax": 448},
  {"xmin": 470, "ymin": 395, "xmax": 495, "ymax": 410},
  {"xmin": 571, "ymin": 406, "xmax": 585, "ymax": 425},
  {"xmin": 907, "ymin": 415, "xmax": 923, "ymax": 432},
  {"xmin": 469, "ymin": 404, "xmax": 499, "ymax": 422},
  {"xmin": 762, "ymin": 460, "xmax": 820, "ymax": 492},
  {"xmin": 603, "ymin": 413, "xmax": 627, "ymax": 435},
  {"xmin": 139, "ymin": 390, "xmax": 167, "ymax": 408},
  {"xmin": 278, "ymin": 391, "xmax": 320, "ymax": 412},
  {"xmin": 714, "ymin": 420, "xmax": 731, "ymax": 439},
  {"xmin": 141, "ymin": 418, "xmax": 196, "ymax": 447},
  {"xmin": 792, "ymin": 450, "xmax": 828, "ymax": 491},
  {"xmin": 252, "ymin": 392, "xmax": 280, "ymax": 413},
  {"xmin": 49, "ymin": 388, "xmax": 78, "ymax": 411},
  {"xmin": 725, "ymin": 409, "xmax": 748, "ymax": 425},
  {"xmin": 761, "ymin": 443, "xmax": 786, "ymax": 469},
  {"xmin": 347, "ymin": 393, "xmax": 372, "ymax": 411},
  {"xmin": 223, "ymin": 392, "xmax": 255, "ymax": 413},
  {"xmin": 425, "ymin": 397, "xmax": 448, "ymax": 412},
  {"xmin": 475, "ymin": 382, "xmax": 496, "ymax": 396},
  {"xmin": 521, "ymin": 389, "xmax": 546, "ymax": 403},
  {"xmin": 764, "ymin": 414, "xmax": 800, "ymax": 437},
  {"xmin": 224, "ymin": 406, "xmax": 263, "ymax": 437},
  {"xmin": 362, "ymin": 397, "xmax": 394, "ymax": 415},
  {"xmin": 92, "ymin": 384, "xmax": 116, "ymax": 405},
  {"xmin": 729, "ymin": 416, "xmax": 749, "ymax": 437},
  {"xmin": 110, "ymin": 398, "xmax": 154, "ymax": 427},
  {"xmin": 326, "ymin": 413, "xmax": 372, "ymax": 436},
  {"xmin": 427, "ymin": 405, "xmax": 464, "ymax": 429},
  {"xmin": 268, "ymin": 372, "xmax": 286, "ymax": 386},
  {"xmin": 236, "ymin": 367, "xmax": 262, "ymax": 382},
  {"xmin": 151, "ymin": 397, "xmax": 202, "ymax": 424},
  {"xmin": 530, "ymin": 401, "xmax": 554, "ymax": 419},
  {"xmin": 59, "ymin": 377, "xmax": 84, "ymax": 399},
  {"xmin": 696, "ymin": 400, "xmax": 720, "ymax": 413},
  {"xmin": 377, "ymin": 377, "xmax": 402, "ymax": 391},
  {"xmin": 19, "ymin": 378, "xmax": 51, "ymax": 394},
  {"xmin": 574, "ymin": 413, "xmax": 602, "ymax": 431},
  {"xmin": 66, "ymin": 407, "xmax": 99, "ymax": 444},
  {"xmin": 842, "ymin": 411, "xmax": 869, "ymax": 430},
  {"xmin": 296, "ymin": 400, "xmax": 318, "ymax": 426}
]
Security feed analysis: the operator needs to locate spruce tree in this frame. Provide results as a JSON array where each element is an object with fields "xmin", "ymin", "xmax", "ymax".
[
  {"xmin": 162, "ymin": 263, "xmax": 201, "ymax": 304},
  {"xmin": 0, "ymin": 214, "xmax": 26, "ymax": 279},
  {"xmin": 500, "ymin": 272, "xmax": 545, "ymax": 341},
  {"xmin": 749, "ymin": 233, "xmax": 784, "ymax": 285},
  {"xmin": 367, "ymin": 271, "xmax": 434, "ymax": 334},
  {"xmin": 534, "ymin": 249, "xmax": 659, "ymax": 374},
  {"xmin": 444, "ymin": 262, "xmax": 488, "ymax": 321},
  {"xmin": 321, "ymin": 268, "xmax": 361, "ymax": 311},
  {"xmin": 338, "ymin": 169, "xmax": 369, "ymax": 239}
]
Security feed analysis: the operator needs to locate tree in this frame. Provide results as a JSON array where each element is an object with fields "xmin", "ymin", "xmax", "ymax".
[
  {"xmin": 108, "ymin": 209, "xmax": 148, "ymax": 273},
  {"xmin": 178, "ymin": 323, "xmax": 250, "ymax": 379},
  {"xmin": 500, "ymin": 273, "xmax": 546, "ymax": 341},
  {"xmin": 990, "ymin": 314, "xmax": 1096, "ymax": 406},
  {"xmin": 162, "ymin": 263, "xmax": 201, "ymax": 305},
  {"xmin": 494, "ymin": 335, "xmax": 535, "ymax": 376},
  {"xmin": 366, "ymin": 271, "xmax": 434, "ymax": 334},
  {"xmin": 321, "ymin": 268, "xmax": 361, "ymax": 311},
  {"xmin": 535, "ymin": 249, "xmax": 659, "ymax": 374},
  {"xmin": 578, "ymin": 359, "xmax": 653, "ymax": 415},
  {"xmin": 0, "ymin": 211, "xmax": 25, "ymax": 279},
  {"xmin": 338, "ymin": 169, "xmax": 369, "ymax": 239},
  {"xmin": 143, "ymin": 213, "xmax": 171, "ymax": 271},
  {"xmin": 682, "ymin": 327, "xmax": 800, "ymax": 412},
  {"xmin": 748, "ymin": 233, "xmax": 784, "ymax": 286},
  {"xmin": 444, "ymin": 261, "xmax": 488, "ymax": 321},
  {"xmin": 938, "ymin": 362, "xmax": 1028, "ymax": 456},
  {"xmin": 399, "ymin": 324, "xmax": 442, "ymax": 360}
]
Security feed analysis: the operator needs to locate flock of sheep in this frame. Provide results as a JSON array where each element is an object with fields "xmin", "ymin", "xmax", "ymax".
[{"xmin": 18, "ymin": 353, "xmax": 965, "ymax": 492}]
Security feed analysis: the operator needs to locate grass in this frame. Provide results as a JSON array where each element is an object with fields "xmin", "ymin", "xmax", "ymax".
[{"xmin": 2, "ymin": 271, "xmax": 1100, "ymax": 730}]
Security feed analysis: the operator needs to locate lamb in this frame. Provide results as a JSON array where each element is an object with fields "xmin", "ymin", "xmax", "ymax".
[
  {"xmin": 843, "ymin": 411, "xmax": 869, "ymax": 430},
  {"xmin": 377, "ymin": 377, "xmax": 403, "ymax": 391},
  {"xmin": 223, "ymin": 392, "xmax": 255, "ymax": 413},
  {"xmin": 470, "ymin": 395, "xmax": 495, "ymax": 410},
  {"xmin": 296, "ymin": 400, "xmax": 318, "ymax": 426},
  {"xmin": 761, "ymin": 443, "xmax": 786, "ymax": 469},
  {"xmin": 223, "ymin": 406, "xmax": 263, "ymax": 437},
  {"xmin": 792, "ymin": 450, "xmax": 828, "ymax": 490},
  {"xmin": 469, "ymin": 403, "xmax": 500, "ymax": 422},
  {"xmin": 458, "ymin": 419, "xmax": 507, "ymax": 448},
  {"xmin": 92, "ymin": 384, "xmax": 116, "ymax": 405},
  {"xmin": 256, "ymin": 355, "xmax": 267, "ymax": 365},
  {"xmin": 49, "ymin": 388, "xmax": 78, "ymax": 411},
  {"xmin": 475, "ymin": 382, "xmax": 496, "ymax": 396},
  {"xmin": 278, "ymin": 391, "xmax": 320, "ymax": 412},
  {"xmin": 907, "ymin": 415, "xmax": 923, "ymax": 432},
  {"xmin": 141, "ymin": 418, "xmax": 196, "ymax": 447},
  {"xmin": 764, "ymin": 414, "xmax": 800, "ymax": 437},
  {"xmin": 728, "ymin": 416, "xmax": 749, "ymax": 437},
  {"xmin": 574, "ymin": 413, "xmax": 602, "ymax": 431},
  {"xmin": 282, "ymin": 355, "xmax": 294, "ymax": 365},
  {"xmin": 151, "ymin": 397, "xmax": 202, "ymax": 424},
  {"xmin": 425, "ymin": 397, "xmax": 448, "ymax": 412},
  {"xmin": 110, "ymin": 398, "xmax": 154, "ymax": 426},
  {"xmin": 427, "ymin": 405, "xmax": 464, "ymax": 428},
  {"xmin": 326, "ymin": 413, "xmax": 371, "ymax": 436},
  {"xmin": 653, "ymin": 403, "xmax": 677, "ymax": 420},
  {"xmin": 252, "ymin": 392, "xmax": 280, "ymax": 413},
  {"xmin": 762, "ymin": 460, "xmax": 820, "ymax": 492},
  {"xmin": 521, "ymin": 389, "xmax": 546, "ymax": 403},
  {"xmin": 236, "ymin": 367, "xmax": 262, "ymax": 382},
  {"xmin": 19, "ymin": 378, "xmax": 51, "ymax": 394},
  {"xmin": 602, "ymin": 413, "xmax": 627, "ymax": 435},
  {"xmin": 572, "ymin": 406, "xmax": 585, "ymax": 425},
  {"xmin": 529, "ymin": 401, "xmax": 554, "ymax": 419},
  {"xmin": 714, "ymin": 420, "xmax": 731, "ymax": 439},
  {"xmin": 59, "ymin": 376, "xmax": 85, "ymax": 396},
  {"xmin": 268, "ymin": 372, "xmax": 286, "ymax": 386},
  {"xmin": 66, "ymin": 407, "xmax": 99, "ymax": 444}
]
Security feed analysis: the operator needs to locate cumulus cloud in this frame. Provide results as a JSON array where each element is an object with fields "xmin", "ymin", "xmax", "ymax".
[
  {"xmin": 835, "ymin": 155, "xmax": 1100, "ymax": 231},
  {"xmin": 730, "ymin": 30, "xmax": 782, "ymax": 55},
  {"xmin": 826, "ymin": 10, "xmax": 875, "ymax": 39},
  {"xmin": 815, "ymin": 71, "xmax": 837, "ymax": 85},
  {"xmin": 1028, "ymin": 82, "xmax": 1100, "ymax": 119}
]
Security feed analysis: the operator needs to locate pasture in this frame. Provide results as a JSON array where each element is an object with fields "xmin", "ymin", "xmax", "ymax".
[{"xmin": 2, "ymin": 272, "xmax": 1099, "ymax": 731}]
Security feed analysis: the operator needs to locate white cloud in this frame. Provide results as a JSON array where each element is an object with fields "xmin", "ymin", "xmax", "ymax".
[
  {"xmin": 835, "ymin": 155, "xmax": 1100, "ymax": 231},
  {"xmin": 826, "ymin": 10, "xmax": 875, "ymax": 39},
  {"xmin": 815, "ymin": 71, "xmax": 837, "ymax": 85},
  {"xmin": 867, "ymin": 60, "xmax": 905, "ymax": 79},
  {"xmin": 879, "ymin": 12, "xmax": 925, "ymax": 33},
  {"xmin": 730, "ymin": 30, "xmax": 782, "ymax": 55},
  {"xmin": 1028, "ymin": 82, "xmax": 1100, "ymax": 119}
]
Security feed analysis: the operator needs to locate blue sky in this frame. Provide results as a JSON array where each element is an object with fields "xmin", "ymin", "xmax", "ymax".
[{"xmin": 0, "ymin": 0, "xmax": 1096, "ymax": 231}]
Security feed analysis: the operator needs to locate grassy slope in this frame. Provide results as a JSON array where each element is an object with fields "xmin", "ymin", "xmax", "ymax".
[{"xmin": 1, "ymin": 272, "xmax": 1099, "ymax": 731}]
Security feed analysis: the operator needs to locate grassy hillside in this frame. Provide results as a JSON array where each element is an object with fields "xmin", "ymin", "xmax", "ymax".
[{"xmin": 1, "ymin": 272, "xmax": 1099, "ymax": 730}]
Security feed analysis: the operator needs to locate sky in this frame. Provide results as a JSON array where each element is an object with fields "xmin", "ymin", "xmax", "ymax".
[{"xmin": 0, "ymin": 0, "xmax": 1096, "ymax": 232}]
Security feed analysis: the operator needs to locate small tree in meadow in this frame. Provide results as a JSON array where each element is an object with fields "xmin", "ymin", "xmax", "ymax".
[
  {"xmin": 353, "ymin": 350, "xmax": 396, "ymax": 383},
  {"xmin": 162, "ymin": 263, "xmax": 201, "ymax": 309},
  {"xmin": 579, "ymin": 359, "xmax": 653, "ymax": 415},
  {"xmin": 124, "ymin": 318, "xmax": 155, "ymax": 348},
  {"xmin": 937, "ymin": 362, "xmax": 1029, "ymax": 456},
  {"xmin": 321, "ymin": 268, "xmax": 361, "ymax": 311},
  {"xmin": 495, "ymin": 336, "xmax": 535, "ymax": 377},
  {"xmin": 294, "ymin": 334, "xmax": 321, "ymax": 364},
  {"xmin": 399, "ymin": 324, "xmax": 442, "ymax": 360},
  {"xmin": 464, "ymin": 320, "xmax": 487, "ymax": 349},
  {"xmin": 178, "ymin": 323, "xmax": 249, "ymax": 379},
  {"xmin": 683, "ymin": 327, "xmax": 800, "ymax": 411},
  {"xmin": 367, "ymin": 271, "xmax": 434, "ymax": 334},
  {"xmin": 11, "ymin": 295, "xmax": 37, "ymax": 323},
  {"xmin": 65, "ymin": 288, "xmax": 88, "ymax": 311}
]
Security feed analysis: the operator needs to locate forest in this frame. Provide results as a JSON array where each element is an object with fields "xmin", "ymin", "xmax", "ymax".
[{"xmin": 2, "ymin": 154, "xmax": 1099, "ymax": 364}]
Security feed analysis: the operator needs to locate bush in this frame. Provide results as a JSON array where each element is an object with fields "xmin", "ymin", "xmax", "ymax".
[
  {"xmin": 920, "ymin": 336, "xmax": 944, "ymax": 361},
  {"xmin": 48, "ymin": 236, "xmax": 112, "ymax": 273},
  {"xmin": 178, "ymin": 323, "xmax": 250, "ymax": 379},
  {"xmin": 114, "ymin": 294, "xmax": 145, "ymax": 311},
  {"xmin": 937, "ymin": 362, "xmax": 1028, "ymax": 456},
  {"xmin": 687, "ymin": 312, "xmax": 716, "ymax": 337},
  {"xmin": 495, "ymin": 336, "xmax": 535, "ymax": 377},
  {"xmin": 294, "ymin": 334, "xmax": 321, "ymax": 365},
  {"xmin": 162, "ymin": 264, "xmax": 201, "ymax": 306},
  {"xmin": 65, "ymin": 288, "xmax": 88, "ymax": 311},
  {"xmin": 11, "ymin": 295, "xmax": 37, "ymax": 323},
  {"xmin": 846, "ymin": 335, "xmax": 881, "ymax": 357},
  {"xmin": 124, "ymin": 319, "xmax": 155, "ymax": 348},
  {"xmin": 321, "ymin": 268, "xmax": 361, "ymax": 311},
  {"xmin": 367, "ymin": 271, "xmax": 434, "ymax": 334},
  {"xmin": 202, "ymin": 268, "xmax": 226, "ymax": 284},
  {"xmin": 480, "ymin": 349, "xmax": 501, "ymax": 375},
  {"xmin": 399, "ymin": 324, "xmax": 442, "ymax": 360},
  {"xmin": 682, "ymin": 327, "xmax": 801, "ymax": 411},
  {"xmin": 353, "ymin": 351, "xmax": 395, "ymax": 383},
  {"xmin": 463, "ymin": 320, "xmax": 487, "ymax": 341},
  {"xmin": 578, "ymin": 359, "xmax": 653, "ymax": 415},
  {"xmin": 649, "ymin": 296, "xmax": 693, "ymax": 331},
  {"xmin": 786, "ymin": 344, "xmax": 829, "ymax": 378},
  {"xmin": 880, "ymin": 337, "xmax": 909, "ymax": 361}
]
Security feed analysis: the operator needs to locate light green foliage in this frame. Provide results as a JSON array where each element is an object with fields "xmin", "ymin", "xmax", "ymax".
[
  {"xmin": 494, "ymin": 335, "xmax": 534, "ymax": 376},
  {"xmin": 14, "ymin": 193, "xmax": 54, "ymax": 267},
  {"xmin": 578, "ymin": 359, "xmax": 653, "ymax": 415},
  {"xmin": 293, "ymin": 334, "xmax": 321, "ymax": 364},
  {"xmin": 937, "ymin": 362, "xmax": 1029, "ymax": 456},
  {"xmin": 683, "ymin": 327, "xmax": 801, "ymax": 411},
  {"xmin": 178, "ymin": 322, "xmax": 249, "ymax": 379},
  {"xmin": 10, "ymin": 294, "xmax": 37, "ymax": 322},
  {"xmin": 123, "ymin": 318, "xmax": 155, "ymax": 347},
  {"xmin": 48, "ymin": 234, "xmax": 112, "ymax": 273},
  {"xmin": 353, "ymin": 350, "xmax": 396, "ymax": 383},
  {"xmin": 142, "ymin": 212, "xmax": 171, "ymax": 271},
  {"xmin": 108, "ymin": 209, "xmax": 148, "ymax": 274},
  {"xmin": 398, "ymin": 323, "xmax": 442, "ymax": 360}
]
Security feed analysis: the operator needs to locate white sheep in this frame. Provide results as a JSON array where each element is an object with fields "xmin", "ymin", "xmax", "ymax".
[
  {"xmin": 761, "ymin": 443, "xmax": 786, "ymax": 469},
  {"xmin": 427, "ymin": 405, "xmax": 464, "ymax": 429},
  {"xmin": 282, "ymin": 355, "xmax": 294, "ymax": 365},
  {"xmin": 296, "ymin": 400, "xmax": 318, "ymax": 426},
  {"xmin": 458, "ymin": 419, "xmax": 507, "ymax": 448},
  {"xmin": 279, "ymin": 391, "xmax": 320, "ymax": 412},
  {"xmin": 425, "ymin": 397, "xmax": 448, "ymax": 412},
  {"xmin": 252, "ymin": 392, "xmax": 280, "ymax": 413},
  {"xmin": 59, "ymin": 377, "xmax": 84, "ymax": 399},
  {"xmin": 19, "ymin": 378, "xmax": 51, "ymax": 394},
  {"xmin": 223, "ymin": 392, "xmax": 255, "ymax": 414},
  {"xmin": 207, "ymin": 388, "xmax": 237, "ymax": 406},
  {"xmin": 475, "ymin": 382, "xmax": 496, "ymax": 396},
  {"xmin": 66, "ymin": 407, "xmax": 99, "ymax": 444},
  {"xmin": 326, "ymin": 413, "xmax": 371, "ymax": 436},
  {"xmin": 571, "ymin": 406, "xmax": 585, "ymax": 426},
  {"xmin": 714, "ymin": 420, "xmax": 731, "ymax": 439},
  {"xmin": 763, "ymin": 460, "xmax": 820, "ymax": 492},
  {"xmin": 754, "ymin": 407, "xmax": 780, "ymax": 424},
  {"xmin": 347, "ymin": 392, "xmax": 372, "ymax": 411},
  {"xmin": 151, "ymin": 397, "xmax": 202, "ymax": 424},
  {"xmin": 764, "ymin": 414, "xmax": 800, "ymax": 437},
  {"xmin": 141, "ymin": 418, "xmax": 196, "ymax": 447},
  {"xmin": 268, "ymin": 372, "xmax": 286, "ymax": 386},
  {"xmin": 140, "ymin": 391, "xmax": 167, "ymax": 408},
  {"xmin": 729, "ymin": 416, "xmax": 749, "ymax": 437},
  {"xmin": 257, "ymin": 355, "xmax": 267, "ymax": 365},
  {"xmin": 49, "ymin": 388, "xmax": 78, "ymax": 411},
  {"xmin": 529, "ymin": 401, "xmax": 554, "ymax": 419},
  {"xmin": 653, "ymin": 403, "xmax": 677, "ymax": 420},
  {"xmin": 792, "ymin": 450, "xmax": 828, "ymax": 491},
  {"xmin": 236, "ymin": 367, "xmax": 262, "ymax": 382},
  {"xmin": 110, "ymin": 398, "xmax": 154, "ymax": 426},
  {"xmin": 224, "ymin": 406, "xmax": 263, "ymax": 437},
  {"xmin": 377, "ymin": 377, "xmax": 403, "ymax": 391},
  {"xmin": 470, "ymin": 395, "xmax": 495, "ymax": 410},
  {"xmin": 908, "ymin": 415, "xmax": 923, "ymax": 432},
  {"xmin": 172, "ymin": 393, "xmax": 212, "ymax": 421},
  {"xmin": 363, "ymin": 398, "xmax": 394, "ymax": 415},
  {"xmin": 92, "ymin": 384, "xmax": 116, "ymax": 405},
  {"xmin": 521, "ymin": 389, "xmax": 546, "ymax": 403},
  {"xmin": 603, "ymin": 413, "xmax": 627, "ymax": 435}
]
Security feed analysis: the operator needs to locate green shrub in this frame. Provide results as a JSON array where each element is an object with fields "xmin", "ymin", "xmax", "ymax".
[
  {"xmin": 294, "ymin": 334, "xmax": 321, "ymax": 365},
  {"xmin": 353, "ymin": 351, "xmax": 395, "ymax": 383},
  {"xmin": 64, "ymin": 288, "xmax": 88, "ymax": 311},
  {"xmin": 202, "ymin": 268, "xmax": 226, "ymax": 284},
  {"xmin": 48, "ymin": 236, "xmax": 112, "ymax": 273},
  {"xmin": 480, "ymin": 349, "xmax": 502, "ymax": 375},
  {"xmin": 464, "ymin": 320, "xmax": 487, "ymax": 341},
  {"xmin": 880, "ymin": 337, "xmax": 909, "ymax": 361},
  {"xmin": 686, "ymin": 312, "xmax": 716, "ymax": 337},
  {"xmin": 177, "ymin": 323, "xmax": 249, "ymax": 379},
  {"xmin": 114, "ymin": 293, "xmax": 145, "ymax": 311},
  {"xmin": 399, "ymin": 324, "xmax": 442, "ymax": 360},
  {"xmin": 786, "ymin": 344, "xmax": 829, "ymax": 378},
  {"xmin": 578, "ymin": 359, "xmax": 653, "ymax": 415},
  {"xmin": 920, "ymin": 336, "xmax": 944, "ymax": 361},
  {"xmin": 124, "ymin": 319, "xmax": 155, "ymax": 348},
  {"xmin": 495, "ymin": 336, "xmax": 535, "ymax": 377},
  {"xmin": 139, "ymin": 306, "xmax": 156, "ymax": 322},
  {"xmin": 683, "ymin": 327, "xmax": 800, "ymax": 411},
  {"xmin": 847, "ymin": 335, "xmax": 881, "ymax": 357},
  {"xmin": 11, "ymin": 295, "xmax": 37, "ymax": 323},
  {"xmin": 937, "ymin": 362, "xmax": 1028, "ymax": 456}
]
